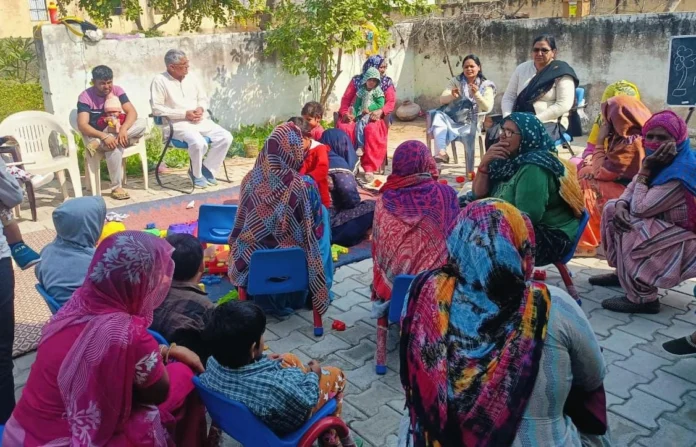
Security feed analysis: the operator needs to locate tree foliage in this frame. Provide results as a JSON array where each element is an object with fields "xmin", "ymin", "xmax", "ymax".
[
  {"xmin": 265, "ymin": 0, "xmax": 432, "ymax": 109},
  {"xmin": 56, "ymin": 0, "xmax": 264, "ymax": 32},
  {"xmin": 0, "ymin": 38, "xmax": 39, "ymax": 84}
]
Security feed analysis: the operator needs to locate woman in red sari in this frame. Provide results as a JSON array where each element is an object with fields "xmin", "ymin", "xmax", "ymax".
[
  {"xmin": 336, "ymin": 55, "xmax": 396, "ymax": 182},
  {"xmin": 3, "ymin": 232, "xmax": 208, "ymax": 446}
]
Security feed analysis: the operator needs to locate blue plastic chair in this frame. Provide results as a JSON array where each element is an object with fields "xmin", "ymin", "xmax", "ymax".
[
  {"xmin": 0, "ymin": 423, "xmax": 4, "ymax": 446},
  {"xmin": 540, "ymin": 209, "xmax": 590, "ymax": 306},
  {"xmin": 376, "ymin": 274, "xmax": 416, "ymax": 375},
  {"xmin": 151, "ymin": 112, "xmax": 230, "ymax": 193},
  {"xmin": 147, "ymin": 329, "xmax": 169, "ymax": 346},
  {"xmin": 198, "ymin": 204, "xmax": 238, "ymax": 245},
  {"xmin": 239, "ymin": 247, "xmax": 323, "ymax": 336},
  {"xmin": 556, "ymin": 87, "xmax": 586, "ymax": 156},
  {"xmin": 192, "ymin": 376, "xmax": 349, "ymax": 447},
  {"xmin": 35, "ymin": 283, "xmax": 61, "ymax": 315}
]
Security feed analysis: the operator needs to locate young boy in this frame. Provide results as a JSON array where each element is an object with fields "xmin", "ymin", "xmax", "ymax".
[
  {"xmin": 151, "ymin": 233, "xmax": 214, "ymax": 362},
  {"xmin": 0, "ymin": 137, "xmax": 40, "ymax": 270},
  {"xmin": 289, "ymin": 117, "xmax": 331, "ymax": 208},
  {"xmin": 301, "ymin": 101, "xmax": 325, "ymax": 141},
  {"xmin": 200, "ymin": 301, "xmax": 360, "ymax": 447},
  {"xmin": 353, "ymin": 67, "xmax": 385, "ymax": 163}
]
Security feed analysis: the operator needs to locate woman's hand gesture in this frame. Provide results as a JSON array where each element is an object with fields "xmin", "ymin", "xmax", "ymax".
[
  {"xmin": 643, "ymin": 142, "xmax": 678, "ymax": 170},
  {"xmin": 612, "ymin": 201, "xmax": 632, "ymax": 233},
  {"xmin": 480, "ymin": 142, "xmax": 509, "ymax": 168},
  {"xmin": 469, "ymin": 83, "xmax": 479, "ymax": 95}
]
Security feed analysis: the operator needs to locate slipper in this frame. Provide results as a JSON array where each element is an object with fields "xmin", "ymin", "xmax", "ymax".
[
  {"xmin": 111, "ymin": 190, "xmax": 130, "ymax": 200},
  {"xmin": 663, "ymin": 336, "xmax": 696, "ymax": 356},
  {"xmin": 601, "ymin": 296, "xmax": 660, "ymax": 314}
]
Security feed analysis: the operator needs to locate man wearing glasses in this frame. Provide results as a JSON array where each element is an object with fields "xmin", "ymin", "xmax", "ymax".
[{"xmin": 151, "ymin": 49, "xmax": 233, "ymax": 189}]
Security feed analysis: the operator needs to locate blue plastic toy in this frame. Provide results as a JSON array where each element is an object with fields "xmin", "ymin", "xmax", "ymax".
[{"xmin": 145, "ymin": 223, "xmax": 156, "ymax": 230}]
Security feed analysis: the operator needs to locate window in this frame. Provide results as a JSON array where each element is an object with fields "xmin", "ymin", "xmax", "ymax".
[
  {"xmin": 112, "ymin": 0, "xmax": 123, "ymax": 15},
  {"xmin": 28, "ymin": 0, "xmax": 48, "ymax": 22}
]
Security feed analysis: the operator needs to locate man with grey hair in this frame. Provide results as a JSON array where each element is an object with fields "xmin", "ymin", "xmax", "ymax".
[{"xmin": 150, "ymin": 49, "xmax": 233, "ymax": 189}]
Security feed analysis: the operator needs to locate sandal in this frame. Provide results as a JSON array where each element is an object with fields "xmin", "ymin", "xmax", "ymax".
[
  {"xmin": 588, "ymin": 272, "xmax": 621, "ymax": 287},
  {"xmin": 434, "ymin": 153, "xmax": 450, "ymax": 164},
  {"xmin": 111, "ymin": 189, "xmax": 130, "ymax": 200},
  {"xmin": 601, "ymin": 296, "xmax": 660, "ymax": 314},
  {"xmin": 663, "ymin": 335, "xmax": 696, "ymax": 356}
]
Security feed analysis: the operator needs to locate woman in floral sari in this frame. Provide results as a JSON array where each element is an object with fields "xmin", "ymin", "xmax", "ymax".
[
  {"xmin": 3, "ymin": 232, "xmax": 208, "ymax": 446},
  {"xmin": 576, "ymin": 95, "xmax": 651, "ymax": 256},
  {"xmin": 371, "ymin": 140, "xmax": 459, "ymax": 367}
]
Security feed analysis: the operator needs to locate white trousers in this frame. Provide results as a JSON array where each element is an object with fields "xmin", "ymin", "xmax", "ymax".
[{"xmin": 171, "ymin": 119, "xmax": 233, "ymax": 178}]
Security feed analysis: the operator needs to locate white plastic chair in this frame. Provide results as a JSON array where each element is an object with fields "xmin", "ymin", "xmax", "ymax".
[
  {"xmin": 426, "ymin": 111, "xmax": 489, "ymax": 174},
  {"xmin": 69, "ymin": 110, "xmax": 149, "ymax": 196},
  {"xmin": 0, "ymin": 111, "xmax": 82, "ymax": 200}
]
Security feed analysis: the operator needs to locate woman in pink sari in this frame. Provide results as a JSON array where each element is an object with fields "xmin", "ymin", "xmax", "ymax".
[
  {"xmin": 337, "ymin": 55, "xmax": 396, "ymax": 181},
  {"xmin": 3, "ymin": 232, "xmax": 208, "ymax": 446}
]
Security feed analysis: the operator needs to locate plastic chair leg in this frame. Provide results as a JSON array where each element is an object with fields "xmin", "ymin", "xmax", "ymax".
[
  {"xmin": 68, "ymin": 159, "xmax": 83, "ymax": 198},
  {"xmin": 297, "ymin": 416, "xmax": 351, "ymax": 447},
  {"xmin": 140, "ymin": 150, "xmax": 149, "ymax": 191},
  {"xmin": 375, "ymin": 316, "xmax": 388, "ymax": 375},
  {"xmin": 555, "ymin": 262, "xmax": 581, "ymax": 306},
  {"xmin": 313, "ymin": 307, "xmax": 323, "ymax": 337},
  {"xmin": 450, "ymin": 141, "xmax": 459, "ymax": 165}
]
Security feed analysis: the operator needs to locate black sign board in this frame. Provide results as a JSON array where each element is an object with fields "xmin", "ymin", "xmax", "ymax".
[{"xmin": 667, "ymin": 35, "xmax": 696, "ymax": 107}]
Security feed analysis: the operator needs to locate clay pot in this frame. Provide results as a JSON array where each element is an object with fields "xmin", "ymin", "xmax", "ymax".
[{"xmin": 396, "ymin": 100, "xmax": 421, "ymax": 122}]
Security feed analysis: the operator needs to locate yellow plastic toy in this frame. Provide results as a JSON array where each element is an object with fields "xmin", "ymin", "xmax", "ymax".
[
  {"xmin": 360, "ymin": 22, "xmax": 380, "ymax": 56},
  {"xmin": 98, "ymin": 221, "xmax": 126, "ymax": 245},
  {"xmin": 331, "ymin": 244, "xmax": 349, "ymax": 262}
]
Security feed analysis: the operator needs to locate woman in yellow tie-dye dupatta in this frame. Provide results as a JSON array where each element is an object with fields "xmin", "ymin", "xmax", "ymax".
[{"xmin": 399, "ymin": 198, "xmax": 609, "ymax": 446}]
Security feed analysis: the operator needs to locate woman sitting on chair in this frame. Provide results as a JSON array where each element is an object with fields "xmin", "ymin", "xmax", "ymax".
[
  {"xmin": 336, "ymin": 55, "xmax": 396, "ymax": 182},
  {"xmin": 429, "ymin": 54, "xmax": 496, "ymax": 171},
  {"xmin": 590, "ymin": 111, "xmax": 696, "ymax": 315},
  {"xmin": 500, "ymin": 34, "xmax": 579, "ymax": 143},
  {"xmin": 4, "ymin": 232, "xmax": 208, "ymax": 446},
  {"xmin": 228, "ymin": 122, "xmax": 332, "ymax": 317},
  {"xmin": 470, "ymin": 112, "xmax": 583, "ymax": 266}
]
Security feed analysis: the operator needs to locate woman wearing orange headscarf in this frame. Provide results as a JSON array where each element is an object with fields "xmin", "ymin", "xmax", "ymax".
[{"xmin": 576, "ymin": 95, "xmax": 651, "ymax": 256}]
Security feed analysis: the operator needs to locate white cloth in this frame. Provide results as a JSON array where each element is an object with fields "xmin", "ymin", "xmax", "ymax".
[
  {"xmin": 501, "ymin": 60, "xmax": 575, "ymax": 128},
  {"xmin": 0, "ymin": 158, "xmax": 24, "ymax": 259},
  {"xmin": 150, "ymin": 71, "xmax": 232, "ymax": 178}
]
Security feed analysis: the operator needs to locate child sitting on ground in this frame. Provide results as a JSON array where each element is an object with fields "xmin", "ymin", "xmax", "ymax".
[
  {"xmin": 289, "ymin": 117, "xmax": 331, "ymax": 208},
  {"xmin": 199, "ymin": 301, "xmax": 361, "ymax": 447},
  {"xmin": 0, "ymin": 137, "xmax": 40, "ymax": 269},
  {"xmin": 353, "ymin": 67, "xmax": 385, "ymax": 159},
  {"xmin": 302, "ymin": 101, "xmax": 325, "ymax": 141}
]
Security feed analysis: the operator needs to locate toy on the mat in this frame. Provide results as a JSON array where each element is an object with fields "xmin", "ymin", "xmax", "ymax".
[
  {"xmin": 217, "ymin": 289, "xmax": 239, "ymax": 305},
  {"xmin": 533, "ymin": 269, "xmax": 547, "ymax": 281},
  {"xmin": 200, "ymin": 274, "xmax": 222, "ymax": 285},
  {"xmin": 331, "ymin": 320, "xmax": 346, "ymax": 331},
  {"xmin": 204, "ymin": 244, "xmax": 230, "ymax": 274},
  {"xmin": 438, "ymin": 179, "xmax": 448, "ymax": 185},
  {"xmin": 145, "ymin": 223, "xmax": 156, "ymax": 229},
  {"xmin": 168, "ymin": 221, "xmax": 197, "ymax": 236},
  {"xmin": 98, "ymin": 221, "xmax": 126, "ymax": 245},
  {"xmin": 455, "ymin": 176, "xmax": 466, "ymax": 183},
  {"xmin": 331, "ymin": 244, "xmax": 349, "ymax": 262}
]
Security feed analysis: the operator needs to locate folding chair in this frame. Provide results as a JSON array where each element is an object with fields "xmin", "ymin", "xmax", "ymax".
[
  {"xmin": 376, "ymin": 274, "xmax": 415, "ymax": 375},
  {"xmin": 198, "ymin": 204, "xmax": 238, "ymax": 245},
  {"xmin": 151, "ymin": 110, "xmax": 231, "ymax": 193},
  {"xmin": 238, "ymin": 247, "xmax": 323, "ymax": 336},
  {"xmin": 193, "ymin": 376, "xmax": 350, "ymax": 447}
]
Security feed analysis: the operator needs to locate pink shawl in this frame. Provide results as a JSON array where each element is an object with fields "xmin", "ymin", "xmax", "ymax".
[{"xmin": 40, "ymin": 231, "xmax": 175, "ymax": 446}]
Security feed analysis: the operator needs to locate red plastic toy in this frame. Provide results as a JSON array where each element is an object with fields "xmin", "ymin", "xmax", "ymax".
[
  {"xmin": 455, "ymin": 176, "xmax": 466, "ymax": 183},
  {"xmin": 533, "ymin": 269, "xmax": 547, "ymax": 280},
  {"xmin": 438, "ymin": 179, "xmax": 448, "ymax": 185},
  {"xmin": 331, "ymin": 320, "xmax": 346, "ymax": 331}
]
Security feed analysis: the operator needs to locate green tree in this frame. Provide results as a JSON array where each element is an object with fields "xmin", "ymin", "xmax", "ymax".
[
  {"xmin": 56, "ymin": 0, "xmax": 264, "ymax": 32},
  {"xmin": 265, "ymin": 0, "xmax": 431, "ymax": 109},
  {"xmin": 0, "ymin": 38, "xmax": 38, "ymax": 84}
]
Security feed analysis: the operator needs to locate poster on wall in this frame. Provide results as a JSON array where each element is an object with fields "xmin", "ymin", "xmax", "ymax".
[{"xmin": 667, "ymin": 35, "xmax": 696, "ymax": 107}]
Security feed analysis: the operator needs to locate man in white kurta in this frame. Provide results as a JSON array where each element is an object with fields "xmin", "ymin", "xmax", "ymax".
[{"xmin": 151, "ymin": 49, "xmax": 233, "ymax": 188}]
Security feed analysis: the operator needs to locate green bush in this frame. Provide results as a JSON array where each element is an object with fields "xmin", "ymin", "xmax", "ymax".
[{"xmin": 0, "ymin": 80, "xmax": 43, "ymax": 122}]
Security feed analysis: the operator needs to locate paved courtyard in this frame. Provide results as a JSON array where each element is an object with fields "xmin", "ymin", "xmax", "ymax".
[{"xmin": 9, "ymin": 119, "xmax": 696, "ymax": 446}]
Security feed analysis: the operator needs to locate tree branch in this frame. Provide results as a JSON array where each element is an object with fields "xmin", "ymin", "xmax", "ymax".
[{"xmin": 150, "ymin": 0, "xmax": 191, "ymax": 30}]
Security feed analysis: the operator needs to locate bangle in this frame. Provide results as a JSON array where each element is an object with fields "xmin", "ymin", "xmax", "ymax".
[
  {"xmin": 100, "ymin": 134, "xmax": 113, "ymax": 142},
  {"xmin": 636, "ymin": 174, "xmax": 649, "ymax": 185},
  {"xmin": 163, "ymin": 343, "xmax": 177, "ymax": 364},
  {"xmin": 478, "ymin": 166, "xmax": 489, "ymax": 175}
]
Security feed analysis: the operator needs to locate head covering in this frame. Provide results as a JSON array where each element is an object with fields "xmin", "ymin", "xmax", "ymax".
[
  {"xmin": 352, "ymin": 55, "xmax": 394, "ymax": 92},
  {"xmin": 229, "ymin": 122, "xmax": 329, "ymax": 314},
  {"xmin": 599, "ymin": 95, "xmax": 651, "ymax": 178},
  {"xmin": 361, "ymin": 67, "xmax": 381, "ymax": 86},
  {"xmin": 380, "ymin": 140, "xmax": 459, "ymax": 230},
  {"xmin": 36, "ymin": 196, "xmax": 107, "ymax": 304},
  {"xmin": 400, "ymin": 198, "xmax": 551, "ymax": 447},
  {"xmin": 320, "ymin": 128, "xmax": 358, "ymax": 171},
  {"xmin": 104, "ymin": 93, "xmax": 121, "ymax": 113},
  {"xmin": 490, "ymin": 112, "xmax": 584, "ymax": 217},
  {"xmin": 601, "ymin": 80, "xmax": 640, "ymax": 103},
  {"xmin": 642, "ymin": 110, "xmax": 696, "ymax": 195},
  {"xmin": 40, "ymin": 232, "xmax": 175, "ymax": 445}
]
